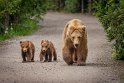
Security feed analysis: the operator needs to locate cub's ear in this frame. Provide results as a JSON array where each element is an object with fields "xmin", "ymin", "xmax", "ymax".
[
  {"xmin": 27, "ymin": 41, "xmax": 30, "ymax": 46},
  {"xmin": 41, "ymin": 40, "xmax": 44, "ymax": 44},
  {"xmin": 46, "ymin": 40, "xmax": 49, "ymax": 43},
  {"xmin": 20, "ymin": 41, "xmax": 22, "ymax": 44},
  {"xmin": 83, "ymin": 25, "xmax": 86, "ymax": 29}
]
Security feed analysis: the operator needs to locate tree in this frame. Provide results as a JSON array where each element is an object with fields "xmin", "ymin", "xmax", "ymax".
[
  {"xmin": 93, "ymin": 0, "xmax": 124, "ymax": 60},
  {"xmin": 0, "ymin": 0, "xmax": 49, "ymax": 34}
]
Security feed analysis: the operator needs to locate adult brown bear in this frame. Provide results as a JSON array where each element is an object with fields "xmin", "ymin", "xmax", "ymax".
[
  {"xmin": 20, "ymin": 41, "xmax": 35, "ymax": 63},
  {"xmin": 62, "ymin": 19, "xmax": 88, "ymax": 66}
]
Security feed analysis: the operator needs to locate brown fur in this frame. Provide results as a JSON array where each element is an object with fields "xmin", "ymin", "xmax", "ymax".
[
  {"xmin": 20, "ymin": 41, "xmax": 35, "ymax": 63},
  {"xmin": 62, "ymin": 19, "xmax": 88, "ymax": 66},
  {"xmin": 39, "ymin": 40, "xmax": 57, "ymax": 62}
]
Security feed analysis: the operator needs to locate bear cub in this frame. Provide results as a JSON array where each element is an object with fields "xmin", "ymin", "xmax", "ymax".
[
  {"xmin": 20, "ymin": 41, "xmax": 35, "ymax": 63},
  {"xmin": 39, "ymin": 40, "xmax": 57, "ymax": 62}
]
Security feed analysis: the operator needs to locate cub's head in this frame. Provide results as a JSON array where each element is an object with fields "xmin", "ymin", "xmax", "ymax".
[
  {"xmin": 41, "ymin": 40, "xmax": 49, "ymax": 53},
  {"xmin": 67, "ymin": 25, "xmax": 86, "ymax": 48},
  {"xmin": 20, "ymin": 41, "xmax": 30, "ymax": 52}
]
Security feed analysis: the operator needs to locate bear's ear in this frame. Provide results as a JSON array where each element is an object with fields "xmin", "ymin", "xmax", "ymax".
[
  {"xmin": 67, "ymin": 26, "xmax": 75, "ymax": 36},
  {"xmin": 80, "ymin": 25, "xmax": 86, "ymax": 32},
  {"xmin": 20, "ymin": 41, "xmax": 22, "ymax": 44},
  {"xmin": 63, "ymin": 22, "xmax": 71, "ymax": 38},
  {"xmin": 70, "ymin": 26, "xmax": 75, "ymax": 34},
  {"xmin": 27, "ymin": 41, "xmax": 30, "ymax": 44},
  {"xmin": 65, "ymin": 23, "xmax": 69, "ymax": 29},
  {"xmin": 41, "ymin": 40, "xmax": 44, "ymax": 44},
  {"xmin": 46, "ymin": 40, "xmax": 49, "ymax": 43},
  {"xmin": 82, "ymin": 27, "xmax": 85, "ymax": 32},
  {"xmin": 47, "ymin": 41, "xmax": 50, "ymax": 48}
]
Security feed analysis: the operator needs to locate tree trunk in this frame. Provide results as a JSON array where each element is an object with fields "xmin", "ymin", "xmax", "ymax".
[
  {"xmin": 81, "ymin": 0, "xmax": 84, "ymax": 13},
  {"xmin": 3, "ymin": 12, "xmax": 10, "ymax": 33},
  {"xmin": 88, "ymin": 0, "xmax": 92, "ymax": 14}
]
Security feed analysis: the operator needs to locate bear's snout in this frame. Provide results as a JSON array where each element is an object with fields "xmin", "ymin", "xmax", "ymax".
[
  {"xmin": 42, "ymin": 48, "xmax": 47, "ymax": 53},
  {"xmin": 23, "ymin": 48, "xmax": 28, "ymax": 52},
  {"xmin": 73, "ymin": 39, "xmax": 80, "ymax": 48},
  {"xmin": 42, "ymin": 50, "xmax": 46, "ymax": 52},
  {"xmin": 74, "ymin": 44, "xmax": 79, "ymax": 48}
]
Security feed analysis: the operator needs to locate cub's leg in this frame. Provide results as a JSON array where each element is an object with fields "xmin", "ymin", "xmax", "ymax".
[
  {"xmin": 48, "ymin": 52, "xmax": 52, "ymax": 62},
  {"xmin": 27, "ymin": 53, "xmax": 31, "ymax": 62},
  {"xmin": 21, "ymin": 52, "xmax": 26, "ymax": 63},
  {"xmin": 53, "ymin": 50, "xmax": 57, "ymax": 61},
  {"xmin": 44, "ymin": 53, "xmax": 48, "ymax": 62},
  {"xmin": 39, "ymin": 50, "xmax": 44, "ymax": 61},
  {"xmin": 31, "ymin": 49, "xmax": 35, "ymax": 62}
]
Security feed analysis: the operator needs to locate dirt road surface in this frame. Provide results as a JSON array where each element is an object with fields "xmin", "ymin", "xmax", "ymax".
[{"xmin": 0, "ymin": 12, "xmax": 124, "ymax": 83}]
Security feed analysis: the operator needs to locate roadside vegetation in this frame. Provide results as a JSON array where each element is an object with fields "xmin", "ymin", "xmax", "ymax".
[
  {"xmin": 0, "ymin": 0, "xmax": 52, "ymax": 41},
  {"xmin": 93, "ymin": 0, "xmax": 124, "ymax": 60}
]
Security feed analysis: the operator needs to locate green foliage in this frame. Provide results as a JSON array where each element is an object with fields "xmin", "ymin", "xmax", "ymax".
[
  {"xmin": 64, "ymin": 0, "xmax": 81, "ymax": 13},
  {"xmin": 45, "ymin": 0, "xmax": 59, "ymax": 11},
  {"xmin": 0, "ymin": 0, "xmax": 21, "ymax": 15},
  {"xmin": 93, "ymin": 0, "xmax": 124, "ymax": 60},
  {"xmin": 0, "ymin": 0, "xmax": 51, "ymax": 40},
  {"xmin": 0, "ymin": 19, "xmax": 37, "ymax": 41}
]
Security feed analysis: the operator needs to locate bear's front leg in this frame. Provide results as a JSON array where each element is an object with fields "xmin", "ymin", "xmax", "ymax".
[
  {"xmin": 31, "ymin": 49, "xmax": 35, "ymax": 62},
  {"xmin": 77, "ymin": 52, "xmax": 86, "ymax": 66},
  {"xmin": 21, "ymin": 51, "xmax": 26, "ymax": 63},
  {"xmin": 29, "ymin": 49, "xmax": 34, "ymax": 62},
  {"xmin": 53, "ymin": 51, "xmax": 57, "ymax": 61},
  {"xmin": 48, "ymin": 52, "xmax": 52, "ymax": 62},
  {"xmin": 27, "ymin": 53, "xmax": 31, "ymax": 62},
  {"xmin": 40, "ymin": 55, "xmax": 43, "ymax": 62},
  {"xmin": 73, "ymin": 50, "xmax": 77, "ymax": 63},
  {"xmin": 39, "ymin": 51, "xmax": 44, "ymax": 62},
  {"xmin": 44, "ymin": 53, "xmax": 48, "ymax": 62},
  {"xmin": 27, "ymin": 55, "xmax": 30, "ymax": 62},
  {"xmin": 62, "ymin": 47, "xmax": 73, "ymax": 65},
  {"xmin": 77, "ymin": 60, "xmax": 86, "ymax": 66}
]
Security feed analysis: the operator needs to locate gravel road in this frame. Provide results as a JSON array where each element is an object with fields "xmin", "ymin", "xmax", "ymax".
[{"xmin": 0, "ymin": 12, "xmax": 124, "ymax": 83}]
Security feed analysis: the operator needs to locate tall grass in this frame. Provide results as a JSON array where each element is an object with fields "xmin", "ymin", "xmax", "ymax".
[{"xmin": 0, "ymin": 19, "xmax": 38, "ymax": 41}]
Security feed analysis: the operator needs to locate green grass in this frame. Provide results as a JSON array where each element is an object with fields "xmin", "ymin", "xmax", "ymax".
[{"xmin": 0, "ymin": 19, "xmax": 38, "ymax": 41}]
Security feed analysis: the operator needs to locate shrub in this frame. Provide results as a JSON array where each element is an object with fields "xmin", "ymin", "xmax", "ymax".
[
  {"xmin": 0, "ymin": 0, "xmax": 51, "ymax": 41},
  {"xmin": 93, "ymin": 0, "xmax": 124, "ymax": 60},
  {"xmin": 64, "ymin": 0, "xmax": 81, "ymax": 13},
  {"xmin": 0, "ymin": 19, "xmax": 37, "ymax": 41}
]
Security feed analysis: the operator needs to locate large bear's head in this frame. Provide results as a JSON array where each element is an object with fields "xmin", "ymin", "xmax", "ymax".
[
  {"xmin": 66, "ymin": 20, "xmax": 86, "ymax": 48},
  {"xmin": 41, "ymin": 40, "xmax": 49, "ymax": 53},
  {"xmin": 20, "ymin": 41, "xmax": 30, "ymax": 52}
]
